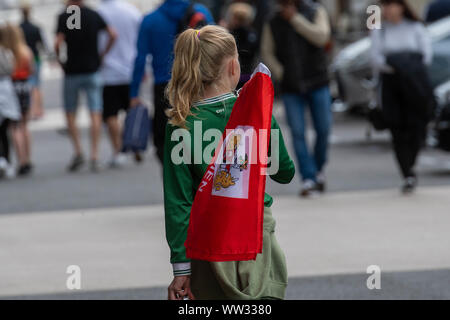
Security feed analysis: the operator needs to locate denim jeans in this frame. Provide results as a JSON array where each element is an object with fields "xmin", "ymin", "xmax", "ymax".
[{"xmin": 282, "ymin": 86, "xmax": 332, "ymax": 182}]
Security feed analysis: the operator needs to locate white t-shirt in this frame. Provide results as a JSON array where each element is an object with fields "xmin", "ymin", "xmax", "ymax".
[
  {"xmin": 371, "ymin": 20, "xmax": 433, "ymax": 75},
  {"xmin": 98, "ymin": 0, "xmax": 142, "ymax": 86}
]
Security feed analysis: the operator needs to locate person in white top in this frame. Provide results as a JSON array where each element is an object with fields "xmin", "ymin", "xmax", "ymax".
[{"xmin": 98, "ymin": 0, "xmax": 142, "ymax": 167}]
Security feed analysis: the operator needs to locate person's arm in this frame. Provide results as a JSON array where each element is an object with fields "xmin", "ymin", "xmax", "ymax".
[
  {"xmin": 269, "ymin": 116, "xmax": 295, "ymax": 184},
  {"xmin": 54, "ymin": 14, "xmax": 66, "ymax": 67},
  {"xmin": 416, "ymin": 24, "xmax": 433, "ymax": 66},
  {"xmin": 289, "ymin": 5, "xmax": 331, "ymax": 48},
  {"xmin": 96, "ymin": 13, "xmax": 117, "ymax": 61},
  {"xmin": 54, "ymin": 32, "xmax": 65, "ymax": 65},
  {"xmin": 164, "ymin": 124, "xmax": 196, "ymax": 300},
  {"xmin": 130, "ymin": 17, "xmax": 151, "ymax": 102},
  {"xmin": 99, "ymin": 26, "xmax": 117, "ymax": 61},
  {"xmin": 260, "ymin": 24, "xmax": 284, "ymax": 83},
  {"xmin": 163, "ymin": 124, "xmax": 195, "ymax": 273}
]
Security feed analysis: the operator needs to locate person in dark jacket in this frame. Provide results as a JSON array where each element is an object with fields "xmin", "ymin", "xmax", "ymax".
[
  {"xmin": 261, "ymin": 0, "xmax": 332, "ymax": 197},
  {"xmin": 129, "ymin": 0, "xmax": 214, "ymax": 165},
  {"xmin": 371, "ymin": 0, "xmax": 433, "ymax": 194},
  {"xmin": 20, "ymin": 4, "xmax": 47, "ymax": 120}
]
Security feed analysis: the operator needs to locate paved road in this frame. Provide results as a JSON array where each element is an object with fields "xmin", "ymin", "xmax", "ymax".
[{"xmin": 1, "ymin": 187, "xmax": 450, "ymax": 299}]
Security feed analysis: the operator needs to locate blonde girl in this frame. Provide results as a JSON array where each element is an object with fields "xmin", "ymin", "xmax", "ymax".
[
  {"xmin": 3, "ymin": 24, "xmax": 34, "ymax": 176},
  {"xmin": 164, "ymin": 25, "xmax": 296, "ymax": 300}
]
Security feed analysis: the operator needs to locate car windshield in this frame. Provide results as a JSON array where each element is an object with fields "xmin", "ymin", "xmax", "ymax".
[{"xmin": 429, "ymin": 35, "xmax": 450, "ymax": 88}]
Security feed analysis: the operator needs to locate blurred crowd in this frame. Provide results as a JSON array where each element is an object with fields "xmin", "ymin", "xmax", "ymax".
[{"xmin": 0, "ymin": 0, "xmax": 449, "ymax": 196}]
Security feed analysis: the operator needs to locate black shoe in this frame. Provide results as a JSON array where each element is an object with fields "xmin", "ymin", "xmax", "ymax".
[
  {"xmin": 402, "ymin": 177, "xmax": 417, "ymax": 194},
  {"xmin": 17, "ymin": 164, "xmax": 33, "ymax": 177},
  {"xmin": 67, "ymin": 155, "xmax": 85, "ymax": 172}
]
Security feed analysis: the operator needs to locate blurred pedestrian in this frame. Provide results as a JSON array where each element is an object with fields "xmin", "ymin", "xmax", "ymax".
[
  {"xmin": 261, "ymin": 0, "xmax": 332, "ymax": 197},
  {"xmin": 371, "ymin": 0, "xmax": 434, "ymax": 193},
  {"xmin": 0, "ymin": 24, "xmax": 20, "ymax": 179},
  {"xmin": 165, "ymin": 26, "xmax": 295, "ymax": 300},
  {"xmin": 20, "ymin": 3, "xmax": 47, "ymax": 120},
  {"xmin": 425, "ymin": 0, "xmax": 450, "ymax": 23},
  {"xmin": 129, "ymin": 0, "xmax": 214, "ymax": 165},
  {"xmin": 55, "ymin": 0, "xmax": 117, "ymax": 172},
  {"xmin": 98, "ymin": 0, "xmax": 142, "ymax": 168},
  {"xmin": 223, "ymin": 2, "xmax": 258, "ymax": 88},
  {"xmin": 4, "ymin": 24, "xmax": 34, "ymax": 177}
]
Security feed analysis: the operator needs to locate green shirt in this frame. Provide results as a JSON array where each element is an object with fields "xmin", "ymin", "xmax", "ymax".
[{"xmin": 163, "ymin": 93, "xmax": 295, "ymax": 264}]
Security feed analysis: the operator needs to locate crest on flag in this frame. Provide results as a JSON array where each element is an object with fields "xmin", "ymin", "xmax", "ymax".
[{"xmin": 212, "ymin": 126, "xmax": 254, "ymax": 199}]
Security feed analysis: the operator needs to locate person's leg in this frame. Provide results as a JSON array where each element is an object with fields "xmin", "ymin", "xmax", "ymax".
[
  {"xmin": 390, "ymin": 128, "xmax": 411, "ymax": 179},
  {"xmin": 307, "ymin": 86, "xmax": 332, "ymax": 175},
  {"xmin": 63, "ymin": 75, "xmax": 82, "ymax": 157},
  {"xmin": 10, "ymin": 121, "xmax": 27, "ymax": 167},
  {"xmin": 102, "ymin": 85, "xmax": 122, "ymax": 155},
  {"xmin": 21, "ymin": 111, "xmax": 32, "ymax": 166},
  {"xmin": 281, "ymin": 93, "xmax": 316, "ymax": 182},
  {"xmin": 106, "ymin": 117, "xmax": 121, "ymax": 154},
  {"xmin": 30, "ymin": 62, "xmax": 44, "ymax": 119},
  {"xmin": 0, "ymin": 119, "xmax": 10, "ymax": 162},
  {"xmin": 153, "ymin": 83, "xmax": 170, "ymax": 164},
  {"xmin": 405, "ymin": 124, "xmax": 426, "ymax": 178},
  {"xmin": 84, "ymin": 73, "xmax": 103, "ymax": 163}
]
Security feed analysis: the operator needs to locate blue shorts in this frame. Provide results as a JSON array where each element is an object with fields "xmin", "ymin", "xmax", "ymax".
[
  {"xmin": 63, "ymin": 72, "xmax": 103, "ymax": 113},
  {"xmin": 28, "ymin": 61, "xmax": 41, "ymax": 88}
]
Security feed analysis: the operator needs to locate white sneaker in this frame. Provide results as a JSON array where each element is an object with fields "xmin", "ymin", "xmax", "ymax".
[
  {"xmin": 5, "ymin": 164, "xmax": 16, "ymax": 179},
  {"xmin": 109, "ymin": 153, "xmax": 127, "ymax": 168},
  {"xmin": 300, "ymin": 179, "xmax": 319, "ymax": 197},
  {"xmin": 0, "ymin": 157, "xmax": 7, "ymax": 178}
]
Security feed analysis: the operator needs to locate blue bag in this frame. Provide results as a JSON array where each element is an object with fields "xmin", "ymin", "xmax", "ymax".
[{"xmin": 122, "ymin": 105, "xmax": 150, "ymax": 153}]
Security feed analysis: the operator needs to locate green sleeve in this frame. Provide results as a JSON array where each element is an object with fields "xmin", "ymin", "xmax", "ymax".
[
  {"xmin": 269, "ymin": 115, "xmax": 296, "ymax": 184},
  {"xmin": 163, "ymin": 124, "xmax": 194, "ymax": 264}
]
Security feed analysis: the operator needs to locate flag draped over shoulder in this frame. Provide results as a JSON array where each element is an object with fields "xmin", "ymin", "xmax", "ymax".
[{"xmin": 185, "ymin": 64, "xmax": 274, "ymax": 262}]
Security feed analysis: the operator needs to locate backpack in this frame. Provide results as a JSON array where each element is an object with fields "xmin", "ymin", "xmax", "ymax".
[{"xmin": 177, "ymin": 3, "xmax": 208, "ymax": 34}]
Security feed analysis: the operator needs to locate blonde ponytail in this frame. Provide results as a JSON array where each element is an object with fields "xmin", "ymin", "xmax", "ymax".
[{"xmin": 166, "ymin": 25, "xmax": 237, "ymax": 128}]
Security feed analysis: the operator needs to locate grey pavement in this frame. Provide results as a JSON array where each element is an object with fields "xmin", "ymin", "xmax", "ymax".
[{"xmin": 1, "ymin": 187, "xmax": 450, "ymax": 299}]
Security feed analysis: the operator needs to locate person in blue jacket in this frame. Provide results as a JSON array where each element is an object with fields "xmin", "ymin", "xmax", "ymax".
[{"xmin": 129, "ymin": 0, "xmax": 214, "ymax": 164}]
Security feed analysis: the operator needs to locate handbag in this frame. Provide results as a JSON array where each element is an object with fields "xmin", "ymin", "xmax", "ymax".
[
  {"xmin": 368, "ymin": 107, "xmax": 388, "ymax": 131},
  {"xmin": 122, "ymin": 105, "xmax": 150, "ymax": 153}
]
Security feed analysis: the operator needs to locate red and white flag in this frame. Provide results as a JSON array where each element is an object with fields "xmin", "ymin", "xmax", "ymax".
[{"xmin": 185, "ymin": 64, "xmax": 274, "ymax": 262}]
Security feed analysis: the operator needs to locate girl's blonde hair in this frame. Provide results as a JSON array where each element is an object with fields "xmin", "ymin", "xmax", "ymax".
[
  {"xmin": 2, "ymin": 24, "xmax": 28, "ymax": 59},
  {"xmin": 166, "ymin": 25, "xmax": 237, "ymax": 128}
]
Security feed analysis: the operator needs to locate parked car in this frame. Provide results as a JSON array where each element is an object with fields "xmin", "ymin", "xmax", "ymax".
[{"xmin": 331, "ymin": 16, "xmax": 450, "ymax": 113}]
